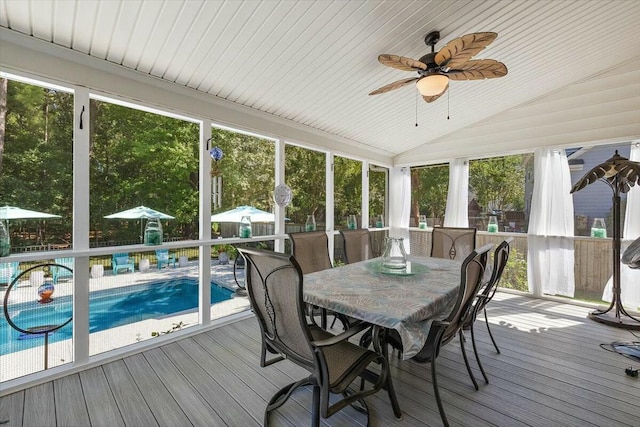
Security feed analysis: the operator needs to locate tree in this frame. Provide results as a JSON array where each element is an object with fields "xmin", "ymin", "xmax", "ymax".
[
  {"xmin": 469, "ymin": 155, "xmax": 525, "ymax": 213},
  {"xmin": 0, "ymin": 78, "xmax": 7, "ymax": 176},
  {"xmin": 411, "ymin": 165, "xmax": 449, "ymax": 225}
]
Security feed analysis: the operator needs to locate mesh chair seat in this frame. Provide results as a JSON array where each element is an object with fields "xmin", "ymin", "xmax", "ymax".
[
  {"xmin": 288, "ymin": 231, "xmax": 332, "ymax": 274},
  {"xmin": 340, "ymin": 229, "xmax": 373, "ymax": 264},
  {"xmin": 431, "ymin": 227, "xmax": 477, "ymax": 260}
]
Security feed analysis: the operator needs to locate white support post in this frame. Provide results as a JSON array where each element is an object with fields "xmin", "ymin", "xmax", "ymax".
[
  {"xmin": 199, "ymin": 122, "xmax": 212, "ymax": 326},
  {"xmin": 274, "ymin": 139, "xmax": 285, "ymax": 253},
  {"xmin": 326, "ymin": 152, "xmax": 335, "ymax": 263},
  {"xmin": 73, "ymin": 87, "xmax": 90, "ymax": 365},
  {"xmin": 361, "ymin": 160, "xmax": 369, "ymax": 229}
]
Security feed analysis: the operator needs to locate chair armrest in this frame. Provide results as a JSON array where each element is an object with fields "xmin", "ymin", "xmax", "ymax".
[{"xmin": 311, "ymin": 321, "xmax": 371, "ymax": 348}]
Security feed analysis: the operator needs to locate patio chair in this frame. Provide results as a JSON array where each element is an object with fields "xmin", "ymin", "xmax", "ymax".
[
  {"xmin": 340, "ymin": 229, "xmax": 373, "ymax": 264},
  {"xmin": 431, "ymin": 226, "xmax": 477, "ymax": 260},
  {"xmin": 462, "ymin": 237, "xmax": 513, "ymax": 385},
  {"xmin": 112, "ymin": 253, "xmax": 135, "ymax": 275},
  {"xmin": 52, "ymin": 258, "xmax": 74, "ymax": 284},
  {"xmin": 386, "ymin": 243, "xmax": 492, "ymax": 427},
  {"xmin": 238, "ymin": 247, "xmax": 401, "ymax": 426},
  {"xmin": 155, "ymin": 249, "xmax": 176, "ymax": 269},
  {"xmin": 289, "ymin": 231, "xmax": 348, "ymax": 330},
  {"xmin": 0, "ymin": 261, "xmax": 20, "ymax": 286},
  {"xmin": 288, "ymin": 231, "xmax": 332, "ymax": 274}
]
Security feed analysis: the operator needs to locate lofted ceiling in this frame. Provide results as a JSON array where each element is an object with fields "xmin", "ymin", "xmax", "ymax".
[{"xmin": 0, "ymin": 0, "xmax": 639, "ymax": 165}]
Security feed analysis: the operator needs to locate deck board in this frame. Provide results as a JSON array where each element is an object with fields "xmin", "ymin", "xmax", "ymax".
[
  {"xmin": 53, "ymin": 375, "xmax": 91, "ymax": 427},
  {"xmin": 122, "ymin": 353, "xmax": 192, "ymax": 427},
  {"xmin": 78, "ymin": 367, "xmax": 125, "ymax": 427},
  {"xmin": 102, "ymin": 359, "xmax": 159, "ymax": 426},
  {"xmin": 0, "ymin": 391, "xmax": 23, "ymax": 427},
  {"xmin": 2, "ymin": 292, "xmax": 639, "ymax": 427}
]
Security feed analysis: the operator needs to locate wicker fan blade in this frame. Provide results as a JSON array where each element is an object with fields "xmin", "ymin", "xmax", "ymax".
[
  {"xmin": 435, "ymin": 32, "xmax": 497, "ymax": 69},
  {"xmin": 422, "ymin": 82, "xmax": 449, "ymax": 103},
  {"xmin": 378, "ymin": 54, "xmax": 427, "ymax": 71},
  {"xmin": 446, "ymin": 61, "xmax": 507, "ymax": 81},
  {"xmin": 452, "ymin": 59, "xmax": 507, "ymax": 74},
  {"xmin": 369, "ymin": 77, "xmax": 419, "ymax": 95},
  {"xmin": 570, "ymin": 152, "xmax": 640, "ymax": 194}
]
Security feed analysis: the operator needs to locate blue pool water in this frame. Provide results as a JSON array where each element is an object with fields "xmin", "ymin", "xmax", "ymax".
[{"xmin": 0, "ymin": 279, "xmax": 234, "ymax": 355}]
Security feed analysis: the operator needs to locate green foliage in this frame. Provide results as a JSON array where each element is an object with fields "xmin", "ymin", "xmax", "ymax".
[
  {"xmin": 1, "ymin": 79, "xmax": 379, "ymax": 247},
  {"xmin": 500, "ymin": 248, "xmax": 528, "ymax": 291},
  {"xmin": 151, "ymin": 321, "xmax": 187, "ymax": 337},
  {"xmin": 369, "ymin": 167, "xmax": 386, "ymax": 223},
  {"xmin": 334, "ymin": 156, "xmax": 362, "ymax": 223},
  {"xmin": 469, "ymin": 155, "xmax": 525, "ymax": 213},
  {"xmin": 285, "ymin": 145, "xmax": 326, "ymax": 224},
  {"xmin": 211, "ymin": 128, "xmax": 275, "ymax": 212},
  {"xmin": 411, "ymin": 165, "xmax": 449, "ymax": 222}
]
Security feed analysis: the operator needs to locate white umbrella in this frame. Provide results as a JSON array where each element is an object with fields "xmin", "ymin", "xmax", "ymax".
[
  {"xmin": 211, "ymin": 206, "xmax": 276, "ymax": 223},
  {"xmin": 0, "ymin": 205, "xmax": 61, "ymax": 255},
  {"xmin": 105, "ymin": 205, "xmax": 174, "ymax": 243},
  {"xmin": 104, "ymin": 205, "xmax": 174, "ymax": 220},
  {"xmin": 0, "ymin": 205, "xmax": 61, "ymax": 220}
]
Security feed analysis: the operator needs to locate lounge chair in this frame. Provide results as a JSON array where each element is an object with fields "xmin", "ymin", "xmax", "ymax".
[
  {"xmin": 112, "ymin": 253, "xmax": 135, "ymax": 275},
  {"xmin": 52, "ymin": 258, "xmax": 74, "ymax": 284},
  {"xmin": 0, "ymin": 261, "xmax": 20, "ymax": 286},
  {"xmin": 155, "ymin": 249, "xmax": 176, "ymax": 269}
]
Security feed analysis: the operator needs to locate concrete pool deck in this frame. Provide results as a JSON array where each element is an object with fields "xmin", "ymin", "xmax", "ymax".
[{"xmin": 1, "ymin": 261, "xmax": 251, "ymax": 382}]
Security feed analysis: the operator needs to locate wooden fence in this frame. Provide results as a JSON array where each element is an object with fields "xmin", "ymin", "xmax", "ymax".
[{"xmin": 410, "ymin": 230, "xmax": 615, "ymax": 302}]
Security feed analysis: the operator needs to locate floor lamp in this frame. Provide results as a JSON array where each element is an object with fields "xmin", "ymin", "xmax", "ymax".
[{"xmin": 570, "ymin": 150, "xmax": 640, "ymax": 330}]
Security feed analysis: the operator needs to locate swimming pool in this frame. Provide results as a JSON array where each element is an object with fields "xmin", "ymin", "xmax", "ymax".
[{"xmin": 0, "ymin": 279, "xmax": 234, "ymax": 355}]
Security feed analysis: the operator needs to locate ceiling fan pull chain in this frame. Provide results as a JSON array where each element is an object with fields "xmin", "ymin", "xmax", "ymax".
[
  {"xmin": 447, "ymin": 89, "xmax": 450, "ymax": 120},
  {"xmin": 415, "ymin": 91, "xmax": 419, "ymax": 127}
]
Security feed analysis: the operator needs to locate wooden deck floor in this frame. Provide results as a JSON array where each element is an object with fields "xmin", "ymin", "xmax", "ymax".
[{"xmin": 1, "ymin": 292, "xmax": 639, "ymax": 426}]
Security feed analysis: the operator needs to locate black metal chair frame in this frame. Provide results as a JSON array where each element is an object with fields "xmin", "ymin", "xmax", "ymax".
[
  {"xmin": 463, "ymin": 237, "xmax": 512, "ymax": 385},
  {"xmin": 238, "ymin": 247, "xmax": 402, "ymax": 426},
  {"xmin": 407, "ymin": 243, "xmax": 492, "ymax": 427}
]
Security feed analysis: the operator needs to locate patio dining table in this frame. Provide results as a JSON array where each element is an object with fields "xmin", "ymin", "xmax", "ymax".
[{"xmin": 303, "ymin": 255, "xmax": 462, "ymax": 359}]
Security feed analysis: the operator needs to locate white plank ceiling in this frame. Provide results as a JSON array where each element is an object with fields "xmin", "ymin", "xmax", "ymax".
[{"xmin": 1, "ymin": 0, "xmax": 639, "ymax": 164}]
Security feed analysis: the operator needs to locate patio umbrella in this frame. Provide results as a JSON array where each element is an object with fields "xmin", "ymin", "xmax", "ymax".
[
  {"xmin": 0, "ymin": 205, "xmax": 61, "ymax": 221},
  {"xmin": 211, "ymin": 205, "xmax": 278, "ymax": 223},
  {"xmin": 0, "ymin": 205, "xmax": 61, "ymax": 256},
  {"xmin": 104, "ymin": 205, "xmax": 174, "ymax": 243}
]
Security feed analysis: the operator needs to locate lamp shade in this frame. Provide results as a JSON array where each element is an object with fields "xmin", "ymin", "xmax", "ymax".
[{"xmin": 416, "ymin": 74, "xmax": 449, "ymax": 96}]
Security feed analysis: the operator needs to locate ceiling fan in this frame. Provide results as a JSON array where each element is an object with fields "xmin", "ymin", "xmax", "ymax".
[{"xmin": 369, "ymin": 31, "xmax": 508, "ymax": 103}]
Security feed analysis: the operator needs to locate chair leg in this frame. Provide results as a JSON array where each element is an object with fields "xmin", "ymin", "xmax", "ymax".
[
  {"xmin": 431, "ymin": 357, "xmax": 450, "ymax": 427},
  {"xmin": 484, "ymin": 308, "xmax": 500, "ymax": 354},
  {"xmin": 470, "ymin": 321, "xmax": 489, "ymax": 384},
  {"xmin": 459, "ymin": 330, "xmax": 479, "ymax": 391},
  {"xmin": 312, "ymin": 385, "xmax": 320, "ymax": 427}
]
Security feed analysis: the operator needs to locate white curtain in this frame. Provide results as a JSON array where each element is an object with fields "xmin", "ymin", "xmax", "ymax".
[
  {"xmin": 443, "ymin": 159, "xmax": 469, "ymax": 227},
  {"xmin": 389, "ymin": 167, "xmax": 411, "ymax": 253},
  {"xmin": 527, "ymin": 148, "xmax": 575, "ymax": 297},
  {"xmin": 602, "ymin": 141, "xmax": 640, "ymax": 309}
]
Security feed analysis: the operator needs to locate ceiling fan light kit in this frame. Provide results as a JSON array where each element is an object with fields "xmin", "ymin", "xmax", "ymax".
[
  {"xmin": 416, "ymin": 74, "xmax": 449, "ymax": 96},
  {"xmin": 370, "ymin": 30, "xmax": 507, "ymax": 103}
]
